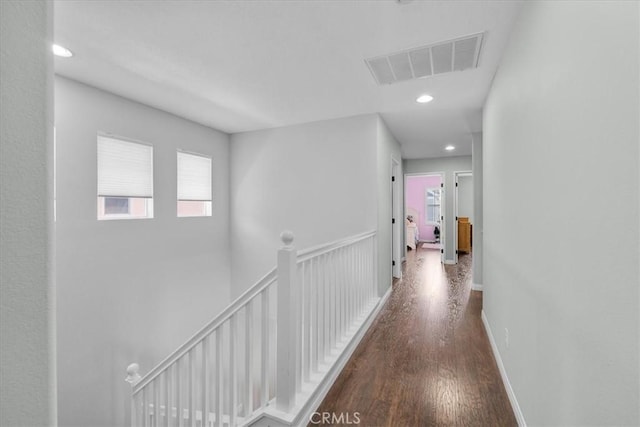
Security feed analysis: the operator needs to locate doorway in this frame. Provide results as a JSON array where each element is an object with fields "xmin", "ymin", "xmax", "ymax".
[
  {"xmin": 404, "ymin": 172, "xmax": 445, "ymax": 264},
  {"xmin": 454, "ymin": 171, "xmax": 473, "ymax": 264},
  {"xmin": 392, "ymin": 158, "xmax": 401, "ymax": 278}
]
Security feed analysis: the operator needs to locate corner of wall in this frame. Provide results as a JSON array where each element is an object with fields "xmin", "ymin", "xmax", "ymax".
[{"xmin": 0, "ymin": 1, "xmax": 56, "ymax": 425}]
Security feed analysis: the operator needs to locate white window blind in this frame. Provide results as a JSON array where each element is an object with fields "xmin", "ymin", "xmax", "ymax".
[
  {"xmin": 97, "ymin": 135, "xmax": 153, "ymax": 198},
  {"xmin": 177, "ymin": 151, "xmax": 212, "ymax": 201}
]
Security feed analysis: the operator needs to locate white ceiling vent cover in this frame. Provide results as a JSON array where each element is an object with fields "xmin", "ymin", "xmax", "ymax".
[{"xmin": 365, "ymin": 32, "xmax": 484, "ymax": 85}]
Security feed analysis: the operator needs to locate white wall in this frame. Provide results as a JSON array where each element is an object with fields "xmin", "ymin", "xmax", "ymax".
[
  {"xmin": 483, "ymin": 1, "xmax": 639, "ymax": 425},
  {"xmin": 376, "ymin": 117, "xmax": 403, "ymax": 293},
  {"xmin": 404, "ymin": 156, "xmax": 472, "ymax": 262},
  {"xmin": 457, "ymin": 175, "xmax": 473, "ymax": 223},
  {"xmin": 0, "ymin": 1, "xmax": 56, "ymax": 426},
  {"xmin": 472, "ymin": 132, "xmax": 483, "ymax": 286},
  {"xmin": 55, "ymin": 77, "xmax": 231, "ymax": 427},
  {"xmin": 229, "ymin": 114, "xmax": 378, "ymax": 296}
]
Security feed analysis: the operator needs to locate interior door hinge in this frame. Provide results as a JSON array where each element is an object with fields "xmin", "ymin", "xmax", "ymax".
[
  {"xmin": 440, "ymin": 249, "xmax": 444, "ymax": 254},
  {"xmin": 392, "ymin": 176, "xmax": 395, "ymax": 182},
  {"xmin": 440, "ymin": 183, "xmax": 444, "ymax": 188},
  {"xmin": 392, "ymin": 260, "xmax": 396, "ymax": 266},
  {"xmin": 392, "ymin": 218, "xmax": 395, "ymax": 224}
]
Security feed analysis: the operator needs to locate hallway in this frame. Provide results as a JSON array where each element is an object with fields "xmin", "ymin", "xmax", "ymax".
[{"xmin": 314, "ymin": 248, "xmax": 516, "ymax": 426}]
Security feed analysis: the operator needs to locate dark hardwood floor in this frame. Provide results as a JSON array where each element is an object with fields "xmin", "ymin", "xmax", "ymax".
[{"xmin": 312, "ymin": 246, "xmax": 517, "ymax": 426}]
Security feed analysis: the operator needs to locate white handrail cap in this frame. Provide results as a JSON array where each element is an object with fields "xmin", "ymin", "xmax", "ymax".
[{"xmin": 280, "ymin": 230, "xmax": 295, "ymax": 247}]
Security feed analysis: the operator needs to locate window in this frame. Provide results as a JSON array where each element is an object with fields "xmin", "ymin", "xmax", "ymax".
[
  {"xmin": 97, "ymin": 134, "xmax": 153, "ymax": 220},
  {"xmin": 104, "ymin": 197, "xmax": 129, "ymax": 214},
  {"xmin": 177, "ymin": 151, "xmax": 212, "ymax": 217},
  {"xmin": 425, "ymin": 187, "xmax": 441, "ymax": 224}
]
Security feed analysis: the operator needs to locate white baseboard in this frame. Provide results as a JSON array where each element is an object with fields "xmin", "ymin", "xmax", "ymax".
[
  {"xmin": 471, "ymin": 283, "xmax": 483, "ymax": 291},
  {"xmin": 444, "ymin": 259, "xmax": 456, "ymax": 265},
  {"xmin": 481, "ymin": 310, "xmax": 527, "ymax": 427}
]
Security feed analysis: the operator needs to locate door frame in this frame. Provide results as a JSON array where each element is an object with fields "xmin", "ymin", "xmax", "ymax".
[
  {"xmin": 404, "ymin": 171, "xmax": 446, "ymax": 264},
  {"xmin": 453, "ymin": 170, "xmax": 473, "ymax": 264},
  {"xmin": 391, "ymin": 157, "xmax": 402, "ymax": 278}
]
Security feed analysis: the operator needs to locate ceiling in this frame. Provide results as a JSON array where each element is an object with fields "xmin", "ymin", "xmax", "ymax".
[{"xmin": 54, "ymin": 0, "xmax": 522, "ymax": 159}]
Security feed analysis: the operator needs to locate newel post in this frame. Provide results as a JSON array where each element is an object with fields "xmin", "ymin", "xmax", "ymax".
[
  {"xmin": 276, "ymin": 230, "xmax": 298, "ymax": 412},
  {"xmin": 125, "ymin": 363, "xmax": 141, "ymax": 427}
]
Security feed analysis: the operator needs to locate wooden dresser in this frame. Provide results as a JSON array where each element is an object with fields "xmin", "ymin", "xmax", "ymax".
[{"xmin": 458, "ymin": 217, "xmax": 472, "ymax": 253}]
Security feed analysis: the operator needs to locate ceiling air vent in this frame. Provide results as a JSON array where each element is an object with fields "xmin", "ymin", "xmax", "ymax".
[{"xmin": 365, "ymin": 32, "xmax": 484, "ymax": 85}]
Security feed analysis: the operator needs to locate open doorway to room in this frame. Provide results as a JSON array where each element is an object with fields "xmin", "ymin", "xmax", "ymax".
[
  {"xmin": 454, "ymin": 171, "xmax": 473, "ymax": 264},
  {"xmin": 404, "ymin": 173, "xmax": 445, "ymax": 263},
  {"xmin": 392, "ymin": 158, "xmax": 402, "ymax": 279}
]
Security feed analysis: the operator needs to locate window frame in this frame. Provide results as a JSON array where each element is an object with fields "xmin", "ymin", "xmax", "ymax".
[
  {"xmin": 176, "ymin": 150, "xmax": 212, "ymax": 218},
  {"xmin": 425, "ymin": 187, "xmax": 441, "ymax": 225},
  {"xmin": 97, "ymin": 133, "xmax": 154, "ymax": 221}
]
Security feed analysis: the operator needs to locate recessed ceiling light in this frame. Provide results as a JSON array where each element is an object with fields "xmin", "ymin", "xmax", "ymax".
[
  {"xmin": 52, "ymin": 44, "xmax": 73, "ymax": 58},
  {"xmin": 416, "ymin": 94, "xmax": 434, "ymax": 104},
  {"xmin": 445, "ymin": 145, "xmax": 455, "ymax": 151}
]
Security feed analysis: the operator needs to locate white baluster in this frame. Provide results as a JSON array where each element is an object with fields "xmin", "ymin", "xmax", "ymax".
[
  {"xmin": 244, "ymin": 301, "xmax": 253, "ymax": 416},
  {"xmin": 345, "ymin": 246, "xmax": 355, "ymax": 322},
  {"xmin": 359, "ymin": 240, "xmax": 364, "ymax": 307},
  {"xmin": 361, "ymin": 239, "xmax": 366, "ymax": 303},
  {"xmin": 363, "ymin": 242, "xmax": 368, "ymax": 307},
  {"xmin": 215, "ymin": 329, "xmax": 223, "ymax": 427},
  {"xmin": 336, "ymin": 248, "xmax": 342, "ymax": 339},
  {"xmin": 310, "ymin": 258, "xmax": 318, "ymax": 374},
  {"xmin": 230, "ymin": 314, "xmax": 238, "ymax": 426},
  {"xmin": 346, "ymin": 246, "xmax": 352, "ymax": 327},
  {"xmin": 332, "ymin": 250, "xmax": 337, "ymax": 342},
  {"xmin": 365, "ymin": 240, "xmax": 370, "ymax": 303},
  {"xmin": 154, "ymin": 378, "xmax": 160, "ymax": 427},
  {"xmin": 295, "ymin": 262, "xmax": 303, "ymax": 394},
  {"xmin": 336, "ymin": 250, "xmax": 341, "ymax": 345},
  {"xmin": 125, "ymin": 363, "xmax": 141, "ymax": 427},
  {"xmin": 357, "ymin": 243, "xmax": 363, "ymax": 314},
  {"xmin": 373, "ymin": 235, "xmax": 378, "ymax": 299},
  {"xmin": 188, "ymin": 349, "xmax": 194, "ymax": 427},
  {"xmin": 260, "ymin": 289, "xmax": 269, "ymax": 408},
  {"xmin": 354, "ymin": 245, "xmax": 358, "ymax": 314},
  {"xmin": 176, "ymin": 359, "xmax": 182, "ymax": 427},
  {"xmin": 364, "ymin": 242, "xmax": 368, "ymax": 306},
  {"xmin": 324, "ymin": 252, "xmax": 331, "ymax": 358},
  {"xmin": 366, "ymin": 239, "xmax": 371, "ymax": 301},
  {"xmin": 165, "ymin": 374, "xmax": 170, "ymax": 427},
  {"xmin": 345, "ymin": 246, "xmax": 350, "ymax": 330},
  {"xmin": 329, "ymin": 251, "xmax": 336, "ymax": 350},
  {"xmin": 347, "ymin": 247, "xmax": 351, "ymax": 321},
  {"xmin": 275, "ymin": 230, "xmax": 297, "ymax": 412},
  {"xmin": 318, "ymin": 254, "xmax": 325, "ymax": 364},
  {"xmin": 303, "ymin": 260, "xmax": 311, "ymax": 383},
  {"xmin": 202, "ymin": 337, "xmax": 209, "ymax": 427},
  {"xmin": 142, "ymin": 388, "xmax": 148, "ymax": 427}
]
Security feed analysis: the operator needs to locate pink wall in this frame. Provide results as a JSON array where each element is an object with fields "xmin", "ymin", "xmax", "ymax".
[{"xmin": 406, "ymin": 174, "xmax": 442, "ymax": 241}]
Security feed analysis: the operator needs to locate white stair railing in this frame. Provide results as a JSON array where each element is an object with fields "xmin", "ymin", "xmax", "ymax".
[{"xmin": 126, "ymin": 230, "xmax": 378, "ymax": 427}]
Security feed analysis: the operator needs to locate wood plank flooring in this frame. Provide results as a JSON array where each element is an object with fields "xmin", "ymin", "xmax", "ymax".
[{"xmin": 312, "ymin": 247, "xmax": 517, "ymax": 426}]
